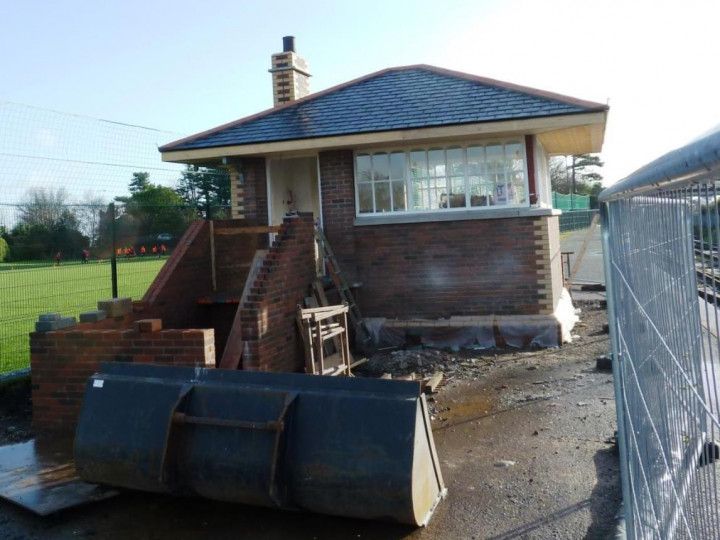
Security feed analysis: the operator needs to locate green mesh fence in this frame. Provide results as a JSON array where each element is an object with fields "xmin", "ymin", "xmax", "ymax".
[
  {"xmin": 0, "ymin": 101, "xmax": 230, "ymax": 374},
  {"xmin": 552, "ymin": 191, "xmax": 590, "ymax": 210}
]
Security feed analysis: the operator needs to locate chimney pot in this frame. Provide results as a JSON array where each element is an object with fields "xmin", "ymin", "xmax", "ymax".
[{"xmin": 282, "ymin": 36, "xmax": 295, "ymax": 53}]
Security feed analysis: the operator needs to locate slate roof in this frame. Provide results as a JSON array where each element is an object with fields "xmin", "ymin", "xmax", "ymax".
[{"xmin": 161, "ymin": 65, "xmax": 608, "ymax": 152}]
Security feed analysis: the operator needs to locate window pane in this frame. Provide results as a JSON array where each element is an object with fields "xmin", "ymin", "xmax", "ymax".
[
  {"xmin": 486, "ymin": 143, "xmax": 504, "ymax": 176},
  {"xmin": 356, "ymin": 154, "xmax": 372, "ymax": 182},
  {"xmin": 506, "ymin": 142, "xmax": 524, "ymax": 173},
  {"xmin": 467, "ymin": 146, "xmax": 484, "ymax": 175},
  {"xmin": 390, "ymin": 152, "xmax": 405, "ymax": 180},
  {"xmin": 412, "ymin": 179, "xmax": 429, "ymax": 210},
  {"xmin": 358, "ymin": 183, "xmax": 373, "ymax": 213},
  {"xmin": 506, "ymin": 142, "xmax": 525, "ymax": 205},
  {"xmin": 410, "ymin": 151, "xmax": 427, "ymax": 178},
  {"xmin": 375, "ymin": 182, "xmax": 391, "ymax": 212},
  {"xmin": 428, "ymin": 149, "xmax": 445, "ymax": 177},
  {"xmin": 450, "ymin": 177, "xmax": 465, "ymax": 207},
  {"xmin": 447, "ymin": 147, "xmax": 464, "ymax": 176},
  {"xmin": 392, "ymin": 181, "xmax": 406, "ymax": 211},
  {"xmin": 372, "ymin": 153, "xmax": 389, "ymax": 181}
]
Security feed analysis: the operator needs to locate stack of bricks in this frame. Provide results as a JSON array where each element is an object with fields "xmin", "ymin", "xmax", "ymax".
[
  {"xmin": 30, "ymin": 296, "xmax": 215, "ymax": 433},
  {"xmin": 239, "ymin": 213, "xmax": 316, "ymax": 372}
]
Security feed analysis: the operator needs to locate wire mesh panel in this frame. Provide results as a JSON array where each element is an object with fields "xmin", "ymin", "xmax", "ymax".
[
  {"xmin": 601, "ymin": 129, "xmax": 720, "ymax": 539},
  {"xmin": 559, "ymin": 209, "xmax": 597, "ymax": 232},
  {"xmin": 0, "ymin": 102, "xmax": 230, "ymax": 374}
]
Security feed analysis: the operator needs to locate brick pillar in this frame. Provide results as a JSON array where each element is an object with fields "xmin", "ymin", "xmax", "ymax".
[
  {"xmin": 319, "ymin": 150, "xmax": 358, "ymax": 283},
  {"xmin": 230, "ymin": 158, "xmax": 268, "ymax": 224}
]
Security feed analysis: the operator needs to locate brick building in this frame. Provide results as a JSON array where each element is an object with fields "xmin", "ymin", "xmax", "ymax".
[{"xmin": 160, "ymin": 37, "xmax": 609, "ymax": 347}]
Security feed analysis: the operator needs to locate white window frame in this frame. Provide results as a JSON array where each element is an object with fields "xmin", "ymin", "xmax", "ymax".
[{"xmin": 353, "ymin": 140, "xmax": 530, "ymax": 217}]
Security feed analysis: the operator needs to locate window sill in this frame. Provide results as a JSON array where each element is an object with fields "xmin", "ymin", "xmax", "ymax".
[{"xmin": 353, "ymin": 207, "xmax": 561, "ymax": 226}]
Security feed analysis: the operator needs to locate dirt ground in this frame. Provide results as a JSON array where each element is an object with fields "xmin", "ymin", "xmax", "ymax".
[{"xmin": 0, "ymin": 297, "xmax": 620, "ymax": 540}]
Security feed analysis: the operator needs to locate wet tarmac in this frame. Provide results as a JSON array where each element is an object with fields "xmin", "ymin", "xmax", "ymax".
[{"xmin": 0, "ymin": 301, "xmax": 620, "ymax": 539}]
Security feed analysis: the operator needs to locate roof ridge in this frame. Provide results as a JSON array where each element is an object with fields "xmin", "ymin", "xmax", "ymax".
[{"xmin": 413, "ymin": 64, "xmax": 608, "ymax": 110}]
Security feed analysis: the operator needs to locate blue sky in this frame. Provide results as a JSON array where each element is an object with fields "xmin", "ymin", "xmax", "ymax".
[{"xmin": 2, "ymin": 0, "xmax": 720, "ymax": 187}]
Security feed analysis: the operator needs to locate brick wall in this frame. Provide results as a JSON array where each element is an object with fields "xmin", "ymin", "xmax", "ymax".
[
  {"xmin": 319, "ymin": 150, "xmax": 358, "ymax": 283},
  {"xmin": 239, "ymin": 213, "xmax": 316, "ymax": 372},
  {"xmin": 354, "ymin": 217, "xmax": 552, "ymax": 319},
  {"xmin": 30, "ymin": 321, "xmax": 214, "ymax": 432},
  {"xmin": 230, "ymin": 158, "xmax": 269, "ymax": 224},
  {"xmin": 139, "ymin": 220, "xmax": 212, "ymax": 329},
  {"xmin": 213, "ymin": 219, "xmax": 268, "ymax": 293},
  {"xmin": 139, "ymin": 218, "xmax": 268, "ymax": 356}
]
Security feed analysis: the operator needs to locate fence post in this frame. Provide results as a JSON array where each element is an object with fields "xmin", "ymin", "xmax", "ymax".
[
  {"xmin": 600, "ymin": 201, "xmax": 633, "ymax": 537},
  {"xmin": 110, "ymin": 203, "xmax": 118, "ymax": 298}
]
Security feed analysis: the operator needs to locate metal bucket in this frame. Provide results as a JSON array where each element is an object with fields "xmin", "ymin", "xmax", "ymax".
[{"xmin": 74, "ymin": 363, "xmax": 446, "ymax": 526}]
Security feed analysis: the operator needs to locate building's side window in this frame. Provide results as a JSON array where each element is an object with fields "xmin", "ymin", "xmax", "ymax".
[{"xmin": 355, "ymin": 141, "xmax": 527, "ymax": 215}]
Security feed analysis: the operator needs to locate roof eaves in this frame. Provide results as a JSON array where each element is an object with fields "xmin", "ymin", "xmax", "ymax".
[{"xmin": 171, "ymin": 108, "xmax": 607, "ymax": 152}]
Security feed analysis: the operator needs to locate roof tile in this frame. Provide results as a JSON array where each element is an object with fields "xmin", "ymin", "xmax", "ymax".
[{"xmin": 163, "ymin": 66, "xmax": 606, "ymax": 152}]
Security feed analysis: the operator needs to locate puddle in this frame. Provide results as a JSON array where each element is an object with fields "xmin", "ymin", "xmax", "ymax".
[
  {"xmin": 441, "ymin": 393, "xmax": 494, "ymax": 423},
  {"xmin": 0, "ymin": 437, "xmax": 117, "ymax": 515}
]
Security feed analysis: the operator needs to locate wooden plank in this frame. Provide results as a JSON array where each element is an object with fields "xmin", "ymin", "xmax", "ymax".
[
  {"xmin": 349, "ymin": 357, "xmax": 368, "ymax": 369},
  {"xmin": 313, "ymin": 279, "xmax": 344, "ymax": 355},
  {"xmin": 214, "ymin": 226, "xmax": 282, "ymax": 235},
  {"xmin": 423, "ymin": 371, "xmax": 444, "ymax": 394}
]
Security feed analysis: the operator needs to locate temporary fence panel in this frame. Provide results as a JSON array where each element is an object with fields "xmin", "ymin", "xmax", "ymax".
[{"xmin": 600, "ymin": 128, "xmax": 720, "ymax": 539}]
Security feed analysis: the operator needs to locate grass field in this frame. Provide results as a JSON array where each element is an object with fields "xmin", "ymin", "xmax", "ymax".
[{"xmin": 0, "ymin": 257, "xmax": 166, "ymax": 374}]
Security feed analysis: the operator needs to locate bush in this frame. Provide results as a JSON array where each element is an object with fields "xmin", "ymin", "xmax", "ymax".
[{"xmin": 0, "ymin": 237, "xmax": 9, "ymax": 262}]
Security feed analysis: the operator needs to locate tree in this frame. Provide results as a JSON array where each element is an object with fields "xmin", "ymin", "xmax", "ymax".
[
  {"xmin": 100, "ymin": 172, "xmax": 193, "ymax": 251},
  {"xmin": 129, "ymin": 172, "xmax": 151, "ymax": 194},
  {"xmin": 550, "ymin": 154, "xmax": 604, "ymax": 207},
  {"xmin": 17, "ymin": 187, "xmax": 70, "ymax": 229},
  {"xmin": 9, "ymin": 188, "xmax": 89, "ymax": 260},
  {"xmin": 75, "ymin": 192, "xmax": 110, "ymax": 247},
  {"xmin": 0, "ymin": 236, "xmax": 9, "ymax": 262},
  {"xmin": 176, "ymin": 165, "xmax": 231, "ymax": 219}
]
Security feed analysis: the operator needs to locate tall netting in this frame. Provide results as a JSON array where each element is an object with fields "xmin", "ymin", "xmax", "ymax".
[{"xmin": 0, "ymin": 101, "xmax": 229, "ymax": 374}]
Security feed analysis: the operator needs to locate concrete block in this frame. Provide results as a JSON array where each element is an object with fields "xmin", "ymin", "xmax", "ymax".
[
  {"xmin": 80, "ymin": 310, "xmax": 107, "ymax": 323},
  {"xmin": 35, "ymin": 316, "xmax": 76, "ymax": 332},
  {"xmin": 57, "ymin": 317, "xmax": 77, "ymax": 330},
  {"xmin": 134, "ymin": 319, "xmax": 162, "ymax": 333},
  {"xmin": 35, "ymin": 321, "xmax": 57, "ymax": 332},
  {"xmin": 97, "ymin": 297, "xmax": 133, "ymax": 317},
  {"xmin": 38, "ymin": 313, "xmax": 62, "ymax": 322}
]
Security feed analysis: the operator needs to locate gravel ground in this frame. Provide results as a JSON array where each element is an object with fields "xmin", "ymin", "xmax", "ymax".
[{"xmin": 0, "ymin": 298, "xmax": 621, "ymax": 539}]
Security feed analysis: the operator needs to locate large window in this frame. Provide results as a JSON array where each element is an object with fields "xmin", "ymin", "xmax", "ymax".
[{"xmin": 355, "ymin": 141, "xmax": 527, "ymax": 215}]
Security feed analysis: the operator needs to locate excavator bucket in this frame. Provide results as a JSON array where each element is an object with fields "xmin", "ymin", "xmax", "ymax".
[{"xmin": 74, "ymin": 363, "xmax": 446, "ymax": 526}]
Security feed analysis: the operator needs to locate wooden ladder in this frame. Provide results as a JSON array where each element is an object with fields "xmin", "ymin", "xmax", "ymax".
[{"xmin": 314, "ymin": 225, "xmax": 371, "ymax": 346}]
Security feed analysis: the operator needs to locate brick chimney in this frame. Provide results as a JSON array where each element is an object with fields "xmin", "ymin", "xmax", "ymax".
[{"xmin": 269, "ymin": 36, "xmax": 311, "ymax": 107}]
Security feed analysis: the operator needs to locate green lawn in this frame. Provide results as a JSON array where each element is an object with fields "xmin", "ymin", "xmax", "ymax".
[{"xmin": 0, "ymin": 257, "xmax": 166, "ymax": 374}]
